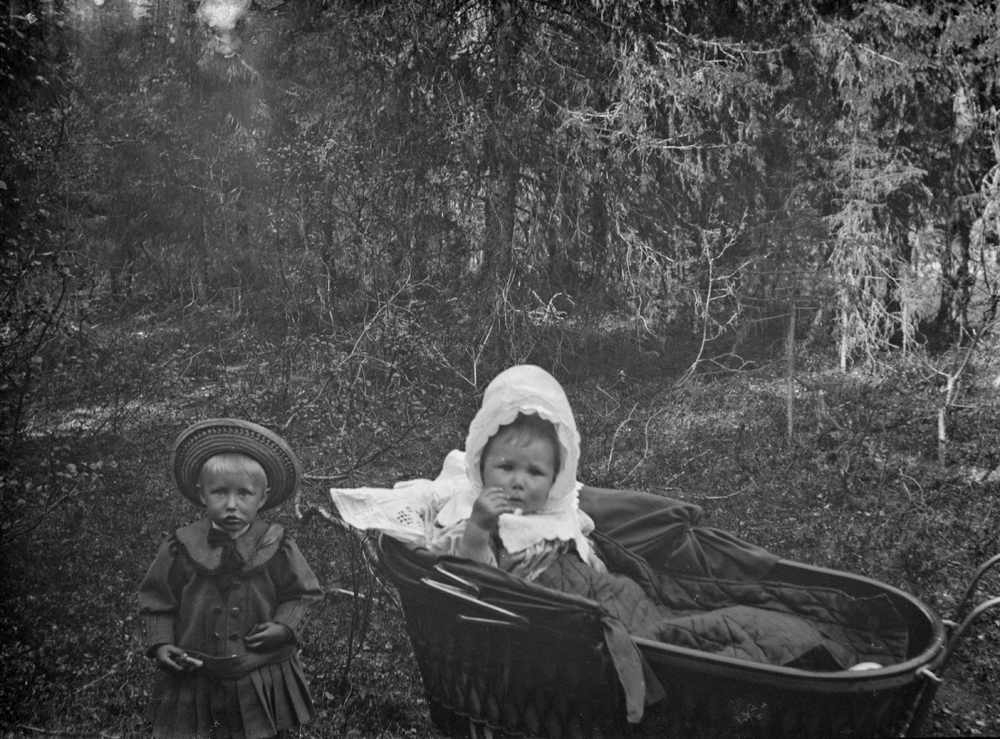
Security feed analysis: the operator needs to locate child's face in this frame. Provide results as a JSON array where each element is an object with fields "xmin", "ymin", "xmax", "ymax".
[
  {"xmin": 481, "ymin": 426, "xmax": 558, "ymax": 514},
  {"xmin": 198, "ymin": 455, "xmax": 269, "ymax": 533}
]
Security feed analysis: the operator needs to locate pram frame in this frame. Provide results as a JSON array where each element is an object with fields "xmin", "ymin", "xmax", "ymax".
[{"xmin": 336, "ymin": 486, "xmax": 999, "ymax": 738}]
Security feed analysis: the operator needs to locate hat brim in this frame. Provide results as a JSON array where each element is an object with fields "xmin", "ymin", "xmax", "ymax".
[{"xmin": 172, "ymin": 418, "xmax": 301, "ymax": 510}]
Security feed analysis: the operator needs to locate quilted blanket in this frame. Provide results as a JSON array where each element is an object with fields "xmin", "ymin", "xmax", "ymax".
[
  {"xmin": 535, "ymin": 538, "xmax": 909, "ymax": 670},
  {"xmin": 561, "ymin": 488, "xmax": 911, "ymax": 670}
]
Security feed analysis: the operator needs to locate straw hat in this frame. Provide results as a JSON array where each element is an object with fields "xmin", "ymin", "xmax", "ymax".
[{"xmin": 172, "ymin": 418, "xmax": 301, "ymax": 510}]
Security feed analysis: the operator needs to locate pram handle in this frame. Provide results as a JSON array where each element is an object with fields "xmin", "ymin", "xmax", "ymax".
[
  {"xmin": 420, "ymin": 577, "xmax": 531, "ymax": 629},
  {"xmin": 939, "ymin": 595, "xmax": 1000, "ymax": 671},
  {"xmin": 952, "ymin": 552, "xmax": 1000, "ymax": 620},
  {"xmin": 936, "ymin": 553, "xmax": 1000, "ymax": 673}
]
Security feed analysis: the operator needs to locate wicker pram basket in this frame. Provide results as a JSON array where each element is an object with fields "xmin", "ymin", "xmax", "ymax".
[{"xmin": 367, "ymin": 487, "xmax": 999, "ymax": 738}]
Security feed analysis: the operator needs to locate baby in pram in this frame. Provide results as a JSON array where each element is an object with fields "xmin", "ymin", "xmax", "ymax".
[
  {"xmin": 424, "ymin": 364, "xmax": 903, "ymax": 662},
  {"xmin": 426, "ymin": 364, "xmax": 606, "ymax": 579},
  {"xmin": 332, "ymin": 365, "xmax": 908, "ymax": 718}
]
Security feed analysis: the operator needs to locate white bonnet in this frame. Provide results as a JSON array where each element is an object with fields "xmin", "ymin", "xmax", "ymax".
[{"xmin": 436, "ymin": 365, "xmax": 594, "ymax": 556}]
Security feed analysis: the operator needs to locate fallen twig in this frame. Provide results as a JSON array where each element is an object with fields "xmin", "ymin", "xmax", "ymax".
[
  {"xmin": 593, "ymin": 384, "xmax": 621, "ymax": 417},
  {"xmin": 687, "ymin": 489, "xmax": 746, "ymax": 501},
  {"xmin": 3, "ymin": 484, "xmax": 82, "ymax": 545},
  {"xmin": 606, "ymin": 401, "xmax": 639, "ymax": 476},
  {"xmin": 621, "ymin": 407, "xmax": 668, "ymax": 485},
  {"xmin": 15, "ymin": 726, "xmax": 120, "ymax": 738}
]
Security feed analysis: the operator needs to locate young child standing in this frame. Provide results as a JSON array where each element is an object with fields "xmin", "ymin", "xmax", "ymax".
[{"xmin": 139, "ymin": 418, "xmax": 323, "ymax": 739}]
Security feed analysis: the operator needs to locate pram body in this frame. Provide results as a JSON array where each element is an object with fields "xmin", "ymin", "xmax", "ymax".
[{"xmin": 371, "ymin": 486, "xmax": 998, "ymax": 738}]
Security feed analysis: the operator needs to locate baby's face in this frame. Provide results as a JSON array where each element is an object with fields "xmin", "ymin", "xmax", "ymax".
[{"xmin": 481, "ymin": 427, "xmax": 557, "ymax": 514}]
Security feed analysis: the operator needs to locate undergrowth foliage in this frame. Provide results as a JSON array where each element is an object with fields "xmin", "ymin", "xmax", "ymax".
[{"xmin": 1, "ymin": 297, "xmax": 998, "ymax": 736}]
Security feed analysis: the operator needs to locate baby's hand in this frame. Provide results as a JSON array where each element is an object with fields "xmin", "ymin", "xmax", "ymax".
[
  {"xmin": 470, "ymin": 486, "xmax": 516, "ymax": 531},
  {"xmin": 244, "ymin": 621, "xmax": 292, "ymax": 651},
  {"xmin": 155, "ymin": 644, "xmax": 201, "ymax": 671}
]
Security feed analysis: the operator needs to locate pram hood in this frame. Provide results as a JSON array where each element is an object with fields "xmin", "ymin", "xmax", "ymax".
[{"xmin": 435, "ymin": 364, "xmax": 597, "ymax": 559}]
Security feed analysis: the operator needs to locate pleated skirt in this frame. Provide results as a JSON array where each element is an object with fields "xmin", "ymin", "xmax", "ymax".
[{"xmin": 148, "ymin": 655, "xmax": 313, "ymax": 739}]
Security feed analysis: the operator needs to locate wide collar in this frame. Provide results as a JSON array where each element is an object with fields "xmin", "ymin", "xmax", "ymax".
[{"xmin": 176, "ymin": 518, "xmax": 285, "ymax": 571}]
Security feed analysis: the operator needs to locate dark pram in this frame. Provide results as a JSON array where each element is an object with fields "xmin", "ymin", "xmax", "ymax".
[{"xmin": 362, "ymin": 486, "xmax": 997, "ymax": 738}]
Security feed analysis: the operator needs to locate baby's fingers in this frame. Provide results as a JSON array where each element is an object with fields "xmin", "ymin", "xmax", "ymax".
[
  {"xmin": 485, "ymin": 497, "xmax": 514, "ymax": 516},
  {"xmin": 471, "ymin": 489, "xmax": 510, "ymax": 528},
  {"xmin": 485, "ymin": 487, "xmax": 513, "ymax": 503}
]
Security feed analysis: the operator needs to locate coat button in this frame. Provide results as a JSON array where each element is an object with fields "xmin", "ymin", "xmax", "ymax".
[{"xmin": 212, "ymin": 631, "xmax": 220, "ymax": 639}]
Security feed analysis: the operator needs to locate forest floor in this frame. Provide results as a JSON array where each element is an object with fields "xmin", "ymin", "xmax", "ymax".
[{"xmin": 1, "ymin": 308, "xmax": 998, "ymax": 737}]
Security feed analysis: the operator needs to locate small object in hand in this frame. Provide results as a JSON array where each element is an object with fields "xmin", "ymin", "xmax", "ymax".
[
  {"xmin": 848, "ymin": 662, "xmax": 882, "ymax": 671},
  {"xmin": 178, "ymin": 653, "xmax": 204, "ymax": 668}
]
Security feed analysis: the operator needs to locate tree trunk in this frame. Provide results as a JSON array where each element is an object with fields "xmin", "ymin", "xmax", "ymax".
[
  {"xmin": 930, "ymin": 200, "xmax": 974, "ymax": 344},
  {"xmin": 785, "ymin": 303, "xmax": 796, "ymax": 441},
  {"xmin": 481, "ymin": 145, "xmax": 518, "ymax": 288},
  {"xmin": 588, "ymin": 176, "xmax": 609, "ymax": 287},
  {"xmin": 478, "ymin": 2, "xmax": 519, "ymax": 294}
]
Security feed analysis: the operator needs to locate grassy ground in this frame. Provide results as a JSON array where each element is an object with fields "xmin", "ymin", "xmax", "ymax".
[{"xmin": 1, "ymin": 310, "xmax": 998, "ymax": 737}]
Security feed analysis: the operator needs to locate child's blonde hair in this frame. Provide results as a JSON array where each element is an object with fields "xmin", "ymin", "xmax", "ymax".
[
  {"xmin": 197, "ymin": 452, "xmax": 269, "ymax": 490},
  {"xmin": 481, "ymin": 412, "xmax": 561, "ymax": 474}
]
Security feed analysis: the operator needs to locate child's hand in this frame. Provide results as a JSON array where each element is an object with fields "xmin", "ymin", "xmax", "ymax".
[
  {"xmin": 155, "ymin": 644, "xmax": 202, "ymax": 671},
  {"xmin": 469, "ymin": 486, "xmax": 516, "ymax": 531},
  {"xmin": 244, "ymin": 621, "xmax": 293, "ymax": 651}
]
